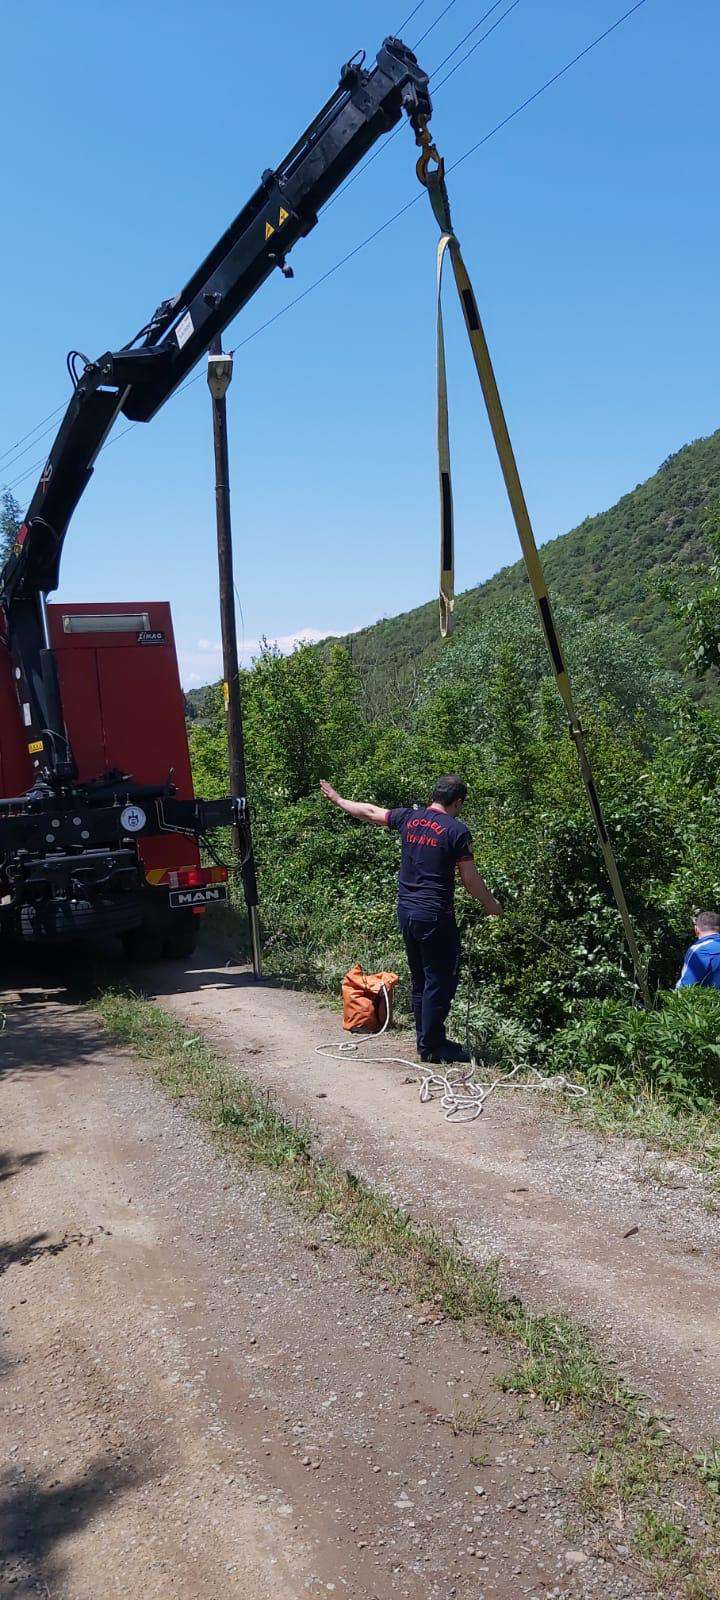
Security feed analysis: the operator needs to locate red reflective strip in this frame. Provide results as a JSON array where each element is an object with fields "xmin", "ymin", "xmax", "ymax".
[{"xmin": 146, "ymin": 863, "xmax": 229, "ymax": 888}]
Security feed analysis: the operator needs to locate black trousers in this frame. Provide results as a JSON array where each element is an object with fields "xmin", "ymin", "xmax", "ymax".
[{"xmin": 398, "ymin": 907, "xmax": 461, "ymax": 1057}]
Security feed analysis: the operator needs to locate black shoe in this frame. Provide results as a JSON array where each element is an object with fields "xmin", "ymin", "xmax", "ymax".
[
  {"xmin": 437, "ymin": 1040, "xmax": 471, "ymax": 1065},
  {"xmin": 420, "ymin": 1041, "xmax": 471, "ymax": 1066}
]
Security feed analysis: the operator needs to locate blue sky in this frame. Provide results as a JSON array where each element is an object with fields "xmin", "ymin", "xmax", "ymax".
[{"xmin": 1, "ymin": 0, "xmax": 717, "ymax": 687}]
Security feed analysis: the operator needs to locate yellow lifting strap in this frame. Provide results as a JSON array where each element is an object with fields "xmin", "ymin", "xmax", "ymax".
[{"xmin": 418, "ymin": 139, "xmax": 650, "ymax": 1006}]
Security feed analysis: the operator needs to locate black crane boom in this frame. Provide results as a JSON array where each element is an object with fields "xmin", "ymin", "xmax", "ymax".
[
  {"xmin": 0, "ymin": 37, "xmax": 431, "ymax": 785},
  {"xmin": 2, "ymin": 39, "xmax": 430, "ymax": 611}
]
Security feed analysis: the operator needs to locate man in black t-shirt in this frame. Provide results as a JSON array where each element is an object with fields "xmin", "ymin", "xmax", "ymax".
[{"xmin": 320, "ymin": 774, "xmax": 503, "ymax": 1064}]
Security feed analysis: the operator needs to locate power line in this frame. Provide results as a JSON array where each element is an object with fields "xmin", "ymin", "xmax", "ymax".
[
  {"xmin": 431, "ymin": 0, "xmax": 513, "ymax": 76},
  {"xmin": 0, "ymin": 403, "xmax": 66, "ymax": 471},
  {"xmin": 0, "ymin": 416, "xmax": 70, "ymax": 481},
  {"xmin": 446, "ymin": 0, "xmax": 649, "ymax": 175},
  {"xmin": 433, "ymin": 0, "xmax": 520, "ymax": 91},
  {"xmin": 322, "ymin": 0, "xmax": 518, "ymax": 214},
  {"xmin": 2, "ymin": 0, "xmax": 650, "ymax": 500},
  {"xmin": 395, "ymin": 0, "xmax": 430, "ymax": 33},
  {"xmin": 413, "ymin": 0, "xmax": 463, "ymax": 49},
  {"xmin": 4, "ymin": 449, "xmax": 56, "ymax": 493}
]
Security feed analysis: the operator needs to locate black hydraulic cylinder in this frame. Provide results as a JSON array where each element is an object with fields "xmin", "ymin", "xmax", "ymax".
[{"xmin": 39, "ymin": 647, "xmax": 76, "ymax": 781}]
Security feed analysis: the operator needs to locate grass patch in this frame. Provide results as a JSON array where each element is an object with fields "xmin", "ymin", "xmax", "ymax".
[
  {"xmin": 97, "ymin": 987, "xmax": 720, "ymax": 1597},
  {"xmin": 696, "ymin": 1445, "xmax": 720, "ymax": 1496},
  {"xmin": 500, "ymin": 1311, "xmax": 612, "ymax": 1409},
  {"xmin": 568, "ymin": 1081, "xmax": 720, "ymax": 1178}
]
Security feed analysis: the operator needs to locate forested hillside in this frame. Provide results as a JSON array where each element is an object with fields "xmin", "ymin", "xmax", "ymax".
[
  {"xmin": 185, "ymin": 429, "xmax": 720, "ymax": 719},
  {"xmin": 324, "ymin": 428, "xmax": 720, "ymax": 699}
]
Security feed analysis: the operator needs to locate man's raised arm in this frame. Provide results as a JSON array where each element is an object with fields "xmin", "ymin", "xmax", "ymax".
[{"xmin": 320, "ymin": 781, "xmax": 389, "ymax": 827}]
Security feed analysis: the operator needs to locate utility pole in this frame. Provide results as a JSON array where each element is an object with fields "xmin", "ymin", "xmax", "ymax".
[{"xmin": 207, "ymin": 334, "xmax": 262, "ymax": 978}]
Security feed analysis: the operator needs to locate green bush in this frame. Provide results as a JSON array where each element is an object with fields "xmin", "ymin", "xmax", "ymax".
[
  {"xmin": 450, "ymin": 994, "xmax": 539, "ymax": 1074},
  {"xmin": 549, "ymin": 991, "xmax": 720, "ymax": 1109},
  {"xmin": 189, "ymin": 605, "xmax": 720, "ymax": 1078}
]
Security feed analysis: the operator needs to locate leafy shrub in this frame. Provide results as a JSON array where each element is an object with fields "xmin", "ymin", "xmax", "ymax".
[
  {"xmin": 549, "ymin": 991, "xmax": 720, "ymax": 1109},
  {"xmin": 188, "ymin": 606, "xmax": 720, "ymax": 1077},
  {"xmin": 450, "ymin": 994, "xmax": 539, "ymax": 1074}
]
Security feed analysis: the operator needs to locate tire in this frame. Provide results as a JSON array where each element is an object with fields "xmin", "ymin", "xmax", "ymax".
[
  {"xmin": 120, "ymin": 925, "xmax": 163, "ymax": 963},
  {"xmin": 162, "ymin": 914, "xmax": 199, "ymax": 960}
]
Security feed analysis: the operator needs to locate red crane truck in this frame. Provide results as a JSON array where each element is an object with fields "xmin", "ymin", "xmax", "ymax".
[{"xmin": 0, "ymin": 38, "xmax": 433, "ymax": 958}]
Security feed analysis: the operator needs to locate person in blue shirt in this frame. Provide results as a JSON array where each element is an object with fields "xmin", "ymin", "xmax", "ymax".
[
  {"xmin": 676, "ymin": 911, "xmax": 720, "ymax": 988},
  {"xmin": 320, "ymin": 773, "xmax": 503, "ymax": 1064}
]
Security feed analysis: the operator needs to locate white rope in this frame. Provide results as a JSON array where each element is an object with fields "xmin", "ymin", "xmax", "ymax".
[
  {"xmin": 376, "ymin": 984, "xmax": 391, "ymax": 1036},
  {"xmin": 314, "ymin": 1043, "xmax": 588, "ymax": 1124}
]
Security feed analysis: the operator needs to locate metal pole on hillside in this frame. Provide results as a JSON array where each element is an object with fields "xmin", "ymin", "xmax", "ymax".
[{"xmin": 207, "ymin": 334, "xmax": 262, "ymax": 979}]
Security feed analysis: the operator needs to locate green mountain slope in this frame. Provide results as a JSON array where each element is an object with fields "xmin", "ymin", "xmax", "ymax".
[{"xmin": 327, "ymin": 429, "xmax": 720, "ymax": 692}]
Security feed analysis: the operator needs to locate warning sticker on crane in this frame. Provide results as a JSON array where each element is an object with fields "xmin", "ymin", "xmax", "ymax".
[
  {"xmin": 265, "ymin": 221, "xmax": 275, "ymax": 240},
  {"xmin": 278, "ymin": 207, "xmax": 289, "ymax": 226},
  {"xmin": 175, "ymin": 311, "xmax": 194, "ymax": 350}
]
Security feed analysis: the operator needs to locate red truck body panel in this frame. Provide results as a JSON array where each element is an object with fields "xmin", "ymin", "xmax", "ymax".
[
  {"xmin": 0, "ymin": 599, "xmax": 199, "ymax": 875},
  {"xmin": 0, "ymin": 627, "xmax": 32, "ymax": 796}
]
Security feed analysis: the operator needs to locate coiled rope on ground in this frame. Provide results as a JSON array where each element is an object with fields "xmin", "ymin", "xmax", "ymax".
[{"xmin": 315, "ymin": 1042, "xmax": 588, "ymax": 1123}]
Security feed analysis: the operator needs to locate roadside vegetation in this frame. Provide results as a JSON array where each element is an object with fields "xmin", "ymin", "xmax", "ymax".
[
  {"xmin": 277, "ymin": 428, "xmax": 720, "ymax": 710},
  {"xmin": 98, "ymin": 990, "xmax": 720, "ymax": 1598},
  {"xmin": 188, "ymin": 507, "xmax": 720, "ymax": 1149},
  {"xmin": 0, "ymin": 489, "xmax": 21, "ymax": 566}
]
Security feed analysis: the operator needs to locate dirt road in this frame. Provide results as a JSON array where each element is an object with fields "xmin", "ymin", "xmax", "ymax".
[
  {"xmin": 148, "ymin": 951, "xmax": 720, "ymax": 1444},
  {"xmin": 1, "ymin": 976, "xmax": 659, "ymax": 1600}
]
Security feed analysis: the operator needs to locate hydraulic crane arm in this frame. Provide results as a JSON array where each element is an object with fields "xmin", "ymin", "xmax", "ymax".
[
  {"xmin": 2, "ymin": 38, "xmax": 431, "ymax": 612},
  {"xmin": 0, "ymin": 37, "xmax": 432, "ymax": 785}
]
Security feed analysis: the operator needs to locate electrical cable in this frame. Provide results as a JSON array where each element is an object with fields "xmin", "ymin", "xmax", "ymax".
[
  {"xmin": 445, "ymin": 0, "xmax": 648, "ymax": 174},
  {"xmin": 0, "ymin": 403, "xmax": 67, "ymax": 469},
  {"xmin": 395, "ymin": 0, "xmax": 430, "ymax": 34},
  {"xmin": 3, "ymin": 450, "xmax": 53, "ymax": 493},
  {"xmin": 0, "ymin": 420, "xmax": 67, "ymax": 481},
  {"xmin": 322, "ymin": 0, "xmax": 518, "ymax": 214},
  {"xmin": 413, "ymin": 0, "xmax": 463, "ymax": 50},
  {"xmin": 433, "ymin": 0, "xmax": 520, "ymax": 88},
  {"xmin": 2, "ymin": 0, "xmax": 650, "ymax": 497},
  {"xmin": 431, "ymin": 0, "xmax": 510, "ymax": 75},
  {"xmin": 66, "ymin": 351, "xmax": 92, "ymax": 389}
]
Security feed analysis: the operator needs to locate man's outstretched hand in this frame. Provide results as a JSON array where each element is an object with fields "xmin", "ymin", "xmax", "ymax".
[{"xmin": 319, "ymin": 783, "xmax": 389, "ymax": 827}]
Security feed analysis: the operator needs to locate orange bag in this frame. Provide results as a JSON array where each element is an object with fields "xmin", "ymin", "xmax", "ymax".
[{"xmin": 341, "ymin": 964, "xmax": 399, "ymax": 1034}]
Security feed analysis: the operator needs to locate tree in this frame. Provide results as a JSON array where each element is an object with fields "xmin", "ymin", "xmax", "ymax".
[
  {"xmin": 0, "ymin": 490, "xmax": 22, "ymax": 566},
  {"xmin": 657, "ymin": 503, "xmax": 720, "ymax": 681}
]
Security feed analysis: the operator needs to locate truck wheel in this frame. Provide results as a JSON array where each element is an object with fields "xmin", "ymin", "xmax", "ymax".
[
  {"xmin": 162, "ymin": 914, "xmax": 199, "ymax": 960},
  {"xmin": 120, "ymin": 925, "xmax": 163, "ymax": 962}
]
